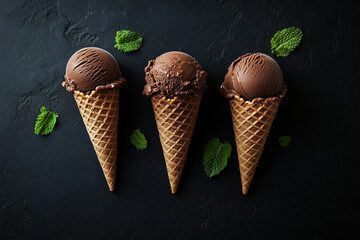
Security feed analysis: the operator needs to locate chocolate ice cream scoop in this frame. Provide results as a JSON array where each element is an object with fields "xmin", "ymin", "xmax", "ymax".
[
  {"xmin": 220, "ymin": 53, "xmax": 283, "ymax": 100},
  {"xmin": 143, "ymin": 51, "xmax": 207, "ymax": 98},
  {"xmin": 63, "ymin": 47, "xmax": 126, "ymax": 94}
]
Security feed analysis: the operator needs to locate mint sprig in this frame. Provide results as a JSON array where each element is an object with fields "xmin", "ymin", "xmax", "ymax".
[
  {"xmin": 278, "ymin": 136, "xmax": 291, "ymax": 148},
  {"xmin": 114, "ymin": 30, "xmax": 143, "ymax": 52},
  {"xmin": 130, "ymin": 129, "xmax": 147, "ymax": 150},
  {"xmin": 203, "ymin": 138, "xmax": 232, "ymax": 177},
  {"xmin": 34, "ymin": 107, "xmax": 59, "ymax": 135},
  {"xmin": 271, "ymin": 27, "xmax": 303, "ymax": 57}
]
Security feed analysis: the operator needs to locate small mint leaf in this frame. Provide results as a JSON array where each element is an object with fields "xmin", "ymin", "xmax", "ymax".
[
  {"xmin": 114, "ymin": 30, "xmax": 143, "ymax": 52},
  {"xmin": 34, "ymin": 106, "xmax": 59, "ymax": 135},
  {"xmin": 271, "ymin": 27, "xmax": 303, "ymax": 57},
  {"xmin": 130, "ymin": 129, "xmax": 147, "ymax": 150},
  {"xmin": 203, "ymin": 138, "xmax": 232, "ymax": 177},
  {"xmin": 278, "ymin": 136, "xmax": 291, "ymax": 148}
]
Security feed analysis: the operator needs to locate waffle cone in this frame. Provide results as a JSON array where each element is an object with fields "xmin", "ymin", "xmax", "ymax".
[
  {"xmin": 229, "ymin": 92, "xmax": 284, "ymax": 195},
  {"xmin": 151, "ymin": 94, "xmax": 202, "ymax": 194},
  {"xmin": 73, "ymin": 89, "xmax": 119, "ymax": 191}
]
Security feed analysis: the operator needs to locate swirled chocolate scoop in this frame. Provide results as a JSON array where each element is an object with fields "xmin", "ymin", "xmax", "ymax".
[
  {"xmin": 63, "ymin": 47, "xmax": 126, "ymax": 94},
  {"xmin": 220, "ymin": 53, "xmax": 283, "ymax": 100},
  {"xmin": 143, "ymin": 51, "xmax": 207, "ymax": 98}
]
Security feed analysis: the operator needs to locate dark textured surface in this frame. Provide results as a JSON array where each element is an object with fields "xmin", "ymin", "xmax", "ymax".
[{"xmin": 1, "ymin": 0, "xmax": 359, "ymax": 239}]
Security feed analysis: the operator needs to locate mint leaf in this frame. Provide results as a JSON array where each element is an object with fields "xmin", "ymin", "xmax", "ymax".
[
  {"xmin": 278, "ymin": 136, "xmax": 291, "ymax": 148},
  {"xmin": 34, "ymin": 106, "xmax": 59, "ymax": 135},
  {"xmin": 203, "ymin": 138, "xmax": 232, "ymax": 177},
  {"xmin": 130, "ymin": 129, "xmax": 147, "ymax": 150},
  {"xmin": 271, "ymin": 27, "xmax": 303, "ymax": 57},
  {"xmin": 114, "ymin": 30, "xmax": 143, "ymax": 52}
]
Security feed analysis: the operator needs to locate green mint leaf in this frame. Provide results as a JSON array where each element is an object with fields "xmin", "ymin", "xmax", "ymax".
[
  {"xmin": 203, "ymin": 138, "xmax": 232, "ymax": 177},
  {"xmin": 278, "ymin": 136, "xmax": 291, "ymax": 148},
  {"xmin": 114, "ymin": 30, "xmax": 143, "ymax": 52},
  {"xmin": 130, "ymin": 129, "xmax": 147, "ymax": 150},
  {"xmin": 34, "ymin": 106, "xmax": 59, "ymax": 135},
  {"xmin": 271, "ymin": 27, "xmax": 303, "ymax": 57}
]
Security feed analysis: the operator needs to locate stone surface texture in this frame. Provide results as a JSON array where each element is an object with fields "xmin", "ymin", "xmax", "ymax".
[{"xmin": 0, "ymin": 0, "xmax": 359, "ymax": 239}]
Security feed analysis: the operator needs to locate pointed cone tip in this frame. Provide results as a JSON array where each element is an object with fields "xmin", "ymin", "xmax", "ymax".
[
  {"xmin": 241, "ymin": 179, "xmax": 250, "ymax": 195},
  {"xmin": 107, "ymin": 182, "xmax": 115, "ymax": 191},
  {"xmin": 171, "ymin": 185, "xmax": 178, "ymax": 194}
]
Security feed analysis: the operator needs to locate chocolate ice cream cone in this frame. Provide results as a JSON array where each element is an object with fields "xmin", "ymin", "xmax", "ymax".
[
  {"xmin": 221, "ymin": 53, "xmax": 287, "ymax": 194},
  {"xmin": 151, "ymin": 94, "xmax": 202, "ymax": 194},
  {"xmin": 143, "ymin": 51, "xmax": 207, "ymax": 193},
  {"xmin": 73, "ymin": 89, "xmax": 119, "ymax": 191},
  {"xmin": 63, "ymin": 47, "xmax": 125, "ymax": 191},
  {"xmin": 229, "ymin": 87, "xmax": 286, "ymax": 194}
]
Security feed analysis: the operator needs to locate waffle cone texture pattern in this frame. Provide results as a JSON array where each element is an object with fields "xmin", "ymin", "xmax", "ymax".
[
  {"xmin": 151, "ymin": 94, "xmax": 202, "ymax": 194},
  {"xmin": 229, "ymin": 87, "xmax": 286, "ymax": 195},
  {"xmin": 74, "ymin": 89, "xmax": 119, "ymax": 191}
]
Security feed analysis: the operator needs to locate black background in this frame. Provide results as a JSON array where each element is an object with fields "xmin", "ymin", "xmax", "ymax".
[{"xmin": 1, "ymin": 0, "xmax": 359, "ymax": 239}]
